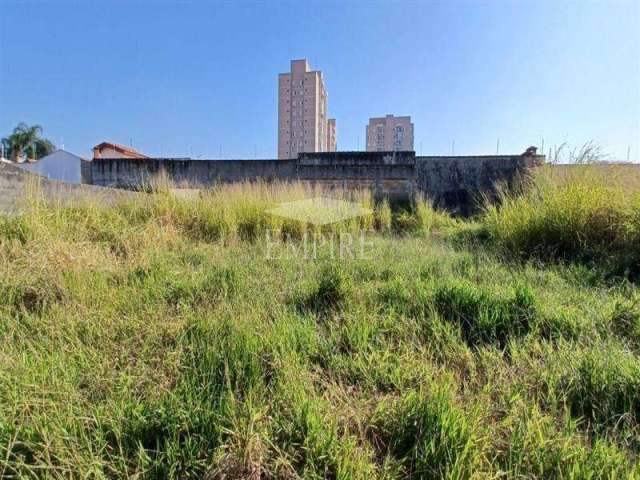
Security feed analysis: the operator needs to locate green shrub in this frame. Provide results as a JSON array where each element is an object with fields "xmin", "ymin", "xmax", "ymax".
[{"xmin": 393, "ymin": 210, "xmax": 418, "ymax": 233}]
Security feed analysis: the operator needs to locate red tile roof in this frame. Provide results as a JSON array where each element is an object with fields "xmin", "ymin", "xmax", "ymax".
[{"xmin": 92, "ymin": 142, "xmax": 148, "ymax": 159}]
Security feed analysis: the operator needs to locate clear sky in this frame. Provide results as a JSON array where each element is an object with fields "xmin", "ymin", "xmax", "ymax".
[{"xmin": 1, "ymin": 0, "xmax": 638, "ymax": 161}]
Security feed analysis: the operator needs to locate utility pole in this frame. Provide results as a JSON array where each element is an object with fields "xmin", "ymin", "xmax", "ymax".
[
  {"xmin": 627, "ymin": 146, "xmax": 631, "ymax": 162},
  {"xmin": 451, "ymin": 140, "xmax": 455, "ymax": 156},
  {"xmin": 496, "ymin": 138, "xmax": 500, "ymax": 155}
]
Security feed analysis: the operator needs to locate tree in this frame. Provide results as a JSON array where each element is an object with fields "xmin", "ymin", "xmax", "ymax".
[{"xmin": 1, "ymin": 123, "xmax": 55, "ymax": 161}]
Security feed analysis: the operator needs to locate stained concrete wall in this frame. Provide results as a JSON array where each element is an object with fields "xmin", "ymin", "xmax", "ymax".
[
  {"xmin": 86, "ymin": 151, "xmax": 544, "ymax": 213},
  {"xmin": 89, "ymin": 158, "xmax": 297, "ymax": 189},
  {"xmin": 415, "ymin": 155, "xmax": 539, "ymax": 213},
  {"xmin": 297, "ymin": 151, "xmax": 417, "ymax": 199},
  {"xmin": 1, "ymin": 161, "xmax": 135, "ymax": 214}
]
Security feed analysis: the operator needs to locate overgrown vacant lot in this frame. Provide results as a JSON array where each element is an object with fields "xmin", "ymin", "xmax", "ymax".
[{"xmin": 1, "ymin": 168, "xmax": 639, "ymax": 479}]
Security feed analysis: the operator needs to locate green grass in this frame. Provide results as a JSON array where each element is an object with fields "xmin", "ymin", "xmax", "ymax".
[
  {"xmin": 0, "ymin": 175, "xmax": 639, "ymax": 478},
  {"xmin": 483, "ymin": 164, "xmax": 640, "ymax": 279}
]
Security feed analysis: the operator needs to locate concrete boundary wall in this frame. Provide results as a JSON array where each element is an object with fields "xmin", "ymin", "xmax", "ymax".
[
  {"xmin": 415, "ymin": 155, "xmax": 540, "ymax": 212},
  {"xmin": 87, "ymin": 151, "xmax": 543, "ymax": 213},
  {"xmin": 0, "ymin": 161, "xmax": 136, "ymax": 214}
]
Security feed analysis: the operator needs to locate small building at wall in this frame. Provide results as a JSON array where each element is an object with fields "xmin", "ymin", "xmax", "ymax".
[
  {"xmin": 92, "ymin": 142, "xmax": 148, "ymax": 160},
  {"xmin": 18, "ymin": 149, "xmax": 87, "ymax": 184}
]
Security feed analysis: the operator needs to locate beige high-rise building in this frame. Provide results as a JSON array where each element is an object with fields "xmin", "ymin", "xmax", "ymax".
[
  {"xmin": 278, "ymin": 59, "xmax": 336, "ymax": 159},
  {"xmin": 366, "ymin": 115, "xmax": 414, "ymax": 151}
]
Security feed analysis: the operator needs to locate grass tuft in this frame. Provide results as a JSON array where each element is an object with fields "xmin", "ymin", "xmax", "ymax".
[
  {"xmin": 297, "ymin": 262, "xmax": 354, "ymax": 316},
  {"xmin": 433, "ymin": 280, "xmax": 537, "ymax": 347},
  {"xmin": 372, "ymin": 382, "xmax": 485, "ymax": 478}
]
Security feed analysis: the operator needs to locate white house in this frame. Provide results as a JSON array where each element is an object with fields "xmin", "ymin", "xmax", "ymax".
[{"xmin": 18, "ymin": 149, "xmax": 87, "ymax": 184}]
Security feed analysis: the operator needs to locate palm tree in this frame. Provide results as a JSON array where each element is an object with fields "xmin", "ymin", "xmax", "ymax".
[{"xmin": 1, "ymin": 123, "xmax": 55, "ymax": 161}]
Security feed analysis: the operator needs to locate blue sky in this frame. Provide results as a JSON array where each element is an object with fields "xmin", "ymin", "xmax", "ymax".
[{"xmin": 1, "ymin": 0, "xmax": 638, "ymax": 160}]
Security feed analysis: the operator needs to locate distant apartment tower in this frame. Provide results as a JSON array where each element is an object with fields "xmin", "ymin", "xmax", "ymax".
[
  {"xmin": 366, "ymin": 115, "xmax": 414, "ymax": 151},
  {"xmin": 278, "ymin": 59, "xmax": 336, "ymax": 159}
]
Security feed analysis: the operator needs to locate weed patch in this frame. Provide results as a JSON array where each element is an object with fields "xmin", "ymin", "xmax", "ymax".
[
  {"xmin": 433, "ymin": 280, "xmax": 537, "ymax": 347},
  {"xmin": 296, "ymin": 263, "xmax": 354, "ymax": 316},
  {"xmin": 372, "ymin": 383, "xmax": 485, "ymax": 478}
]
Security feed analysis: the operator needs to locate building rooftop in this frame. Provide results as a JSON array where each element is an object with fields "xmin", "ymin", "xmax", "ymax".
[{"xmin": 92, "ymin": 142, "xmax": 148, "ymax": 159}]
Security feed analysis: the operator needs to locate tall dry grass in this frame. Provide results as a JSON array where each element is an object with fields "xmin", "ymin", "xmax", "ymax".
[
  {"xmin": 483, "ymin": 163, "xmax": 640, "ymax": 278},
  {"xmin": 18, "ymin": 176, "xmax": 455, "ymax": 242}
]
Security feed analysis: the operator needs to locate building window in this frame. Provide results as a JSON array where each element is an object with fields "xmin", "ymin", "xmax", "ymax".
[{"xmin": 394, "ymin": 126, "xmax": 405, "ymax": 149}]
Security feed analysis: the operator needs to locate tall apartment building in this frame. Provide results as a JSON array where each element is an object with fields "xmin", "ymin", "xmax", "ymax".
[
  {"xmin": 278, "ymin": 59, "xmax": 337, "ymax": 159},
  {"xmin": 366, "ymin": 115, "xmax": 414, "ymax": 151}
]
